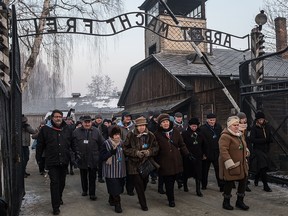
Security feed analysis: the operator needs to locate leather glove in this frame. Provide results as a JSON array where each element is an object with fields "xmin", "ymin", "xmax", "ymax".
[
  {"xmin": 142, "ymin": 150, "xmax": 150, "ymax": 157},
  {"xmin": 136, "ymin": 151, "xmax": 144, "ymax": 158}
]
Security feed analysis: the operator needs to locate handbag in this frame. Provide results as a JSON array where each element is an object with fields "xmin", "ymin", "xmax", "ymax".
[{"xmin": 137, "ymin": 159, "xmax": 156, "ymax": 178}]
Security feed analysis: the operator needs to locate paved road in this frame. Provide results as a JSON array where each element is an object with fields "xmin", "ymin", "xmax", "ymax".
[{"xmin": 20, "ymin": 151, "xmax": 288, "ymax": 216}]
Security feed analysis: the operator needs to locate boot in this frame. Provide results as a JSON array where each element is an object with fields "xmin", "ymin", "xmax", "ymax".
[
  {"xmin": 263, "ymin": 184, "xmax": 272, "ymax": 192},
  {"xmin": 183, "ymin": 178, "xmax": 189, "ymax": 192},
  {"xmin": 235, "ymin": 193, "xmax": 249, "ymax": 210},
  {"xmin": 196, "ymin": 180, "xmax": 203, "ymax": 197},
  {"xmin": 114, "ymin": 195, "xmax": 122, "ymax": 213},
  {"xmin": 109, "ymin": 194, "xmax": 115, "ymax": 206},
  {"xmin": 222, "ymin": 194, "xmax": 233, "ymax": 210}
]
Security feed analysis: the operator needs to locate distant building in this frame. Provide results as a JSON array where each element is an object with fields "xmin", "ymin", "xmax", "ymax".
[{"xmin": 22, "ymin": 93, "xmax": 122, "ymax": 128}]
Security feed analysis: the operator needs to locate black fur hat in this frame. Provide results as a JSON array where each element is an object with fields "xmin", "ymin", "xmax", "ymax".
[
  {"xmin": 188, "ymin": 117, "xmax": 200, "ymax": 125},
  {"xmin": 108, "ymin": 125, "xmax": 121, "ymax": 138},
  {"xmin": 255, "ymin": 111, "xmax": 265, "ymax": 120}
]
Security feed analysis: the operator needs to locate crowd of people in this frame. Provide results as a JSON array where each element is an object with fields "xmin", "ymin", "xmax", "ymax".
[{"xmin": 22, "ymin": 109, "xmax": 273, "ymax": 215}]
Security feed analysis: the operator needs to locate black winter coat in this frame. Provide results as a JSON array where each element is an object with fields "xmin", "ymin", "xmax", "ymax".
[
  {"xmin": 250, "ymin": 122, "xmax": 272, "ymax": 171},
  {"xmin": 182, "ymin": 127, "xmax": 205, "ymax": 179},
  {"xmin": 199, "ymin": 122, "xmax": 222, "ymax": 161},
  {"xmin": 73, "ymin": 126, "xmax": 105, "ymax": 169},
  {"xmin": 36, "ymin": 121, "xmax": 75, "ymax": 168}
]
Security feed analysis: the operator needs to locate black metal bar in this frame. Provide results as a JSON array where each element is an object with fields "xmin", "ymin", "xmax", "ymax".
[{"xmin": 158, "ymin": 0, "xmax": 179, "ymax": 25}]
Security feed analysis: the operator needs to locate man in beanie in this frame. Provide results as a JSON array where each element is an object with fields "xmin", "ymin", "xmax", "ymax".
[
  {"xmin": 117, "ymin": 111, "xmax": 135, "ymax": 196},
  {"xmin": 123, "ymin": 116, "xmax": 159, "ymax": 211},
  {"xmin": 250, "ymin": 111, "xmax": 273, "ymax": 192},
  {"xmin": 200, "ymin": 113, "xmax": 224, "ymax": 191},
  {"xmin": 36, "ymin": 109, "xmax": 77, "ymax": 215}
]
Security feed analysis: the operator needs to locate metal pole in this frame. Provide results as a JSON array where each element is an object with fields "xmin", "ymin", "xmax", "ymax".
[{"xmin": 158, "ymin": 0, "xmax": 240, "ymax": 112}]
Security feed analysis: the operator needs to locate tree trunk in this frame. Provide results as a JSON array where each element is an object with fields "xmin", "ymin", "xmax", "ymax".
[{"xmin": 21, "ymin": 0, "xmax": 50, "ymax": 91}]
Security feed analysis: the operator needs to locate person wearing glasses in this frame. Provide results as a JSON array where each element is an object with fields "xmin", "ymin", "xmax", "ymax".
[{"xmin": 36, "ymin": 109, "xmax": 78, "ymax": 215}]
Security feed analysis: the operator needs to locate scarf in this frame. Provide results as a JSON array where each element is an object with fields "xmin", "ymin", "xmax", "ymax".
[{"xmin": 106, "ymin": 137, "xmax": 121, "ymax": 165}]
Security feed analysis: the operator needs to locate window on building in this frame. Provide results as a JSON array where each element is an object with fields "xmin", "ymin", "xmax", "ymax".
[
  {"xmin": 149, "ymin": 44, "xmax": 157, "ymax": 55},
  {"xmin": 187, "ymin": 5, "xmax": 202, "ymax": 18},
  {"xmin": 200, "ymin": 103, "xmax": 214, "ymax": 124}
]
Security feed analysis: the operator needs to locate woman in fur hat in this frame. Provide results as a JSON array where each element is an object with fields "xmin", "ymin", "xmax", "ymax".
[
  {"xmin": 122, "ymin": 116, "xmax": 159, "ymax": 211},
  {"xmin": 101, "ymin": 126, "xmax": 126, "ymax": 213},
  {"xmin": 181, "ymin": 117, "xmax": 205, "ymax": 197},
  {"xmin": 154, "ymin": 113, "xmax": 192, "ymax": 208},
  {"xmin": 219, "ymin": 116, "xmax": 249, "ymax": 211},
  {"xmin": 250, "ymin": 111, "xmax": 273, "ymax": 192}
]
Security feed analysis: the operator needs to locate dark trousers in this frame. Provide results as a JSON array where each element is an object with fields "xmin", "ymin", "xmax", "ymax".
[
  {"xmin": 223, "ymin": 178, "xmax": 246, "ymax": 195},
  {"xmin": 125, "ymin": 162, "xmax": 134, "ymax": 193},
  {"xmin": 38, "ymin": 157, "xmax": 45, "ymax": 173},
  {"xmin": 162, "ymin": 175, "xmax": 177, "ymax": 203},
  {"xmin": 48, "ymin": 165, "xmax": 68, "ymax": 210},
  {"xmin": 98, "ymin": 159, "xmax": 103, "ymax": 179},
  {"xmin": 22, "ymin": 146, "xmax": 30, "ymax": 173},
  {"xmin": 80, "ymin": 168, "xmax": 97, "ymax": 195},
  {"xmin": 202, "ymin": 159, "xmax": 224, "ymax": 188},
  {"xmin": 132, "ymin": 174, "xmax": 148, "ymax": 208},
  {"xmin": 158, "ymin": 175, "xmax": 164, "ymax": 190}
]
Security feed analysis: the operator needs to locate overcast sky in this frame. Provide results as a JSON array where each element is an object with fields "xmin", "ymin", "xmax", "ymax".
[{"xmin": 68, "ymin": 0, "xmax": 264, "ymax": 97}]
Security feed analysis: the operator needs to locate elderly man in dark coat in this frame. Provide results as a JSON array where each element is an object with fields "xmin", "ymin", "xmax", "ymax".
[
  {"xmin": 154, "ymin": 113, "xmax": 193, "ymax": 208},
  {"xmin": 200, "ymin": 113, "xmax": 224, "ymax": 191},
  {"xmin": 123, "ymin": 116, "xmax": 159, "ymax": 211},
  {"xmin": 37, "ymin": 110, "xmax": 77, "ymax": 215},
  {"xmin": 73, "ymin": 115, "xmax": 105, "ymax": 201}
]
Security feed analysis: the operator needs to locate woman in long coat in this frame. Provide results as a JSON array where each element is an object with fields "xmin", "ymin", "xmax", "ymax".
[
  {"xmin": 154, "ymin": 113, "xmax": 191, "ymax": 208},
  {"xmin": 250, "ymin": 111, "xmax": 273, "ymax": 192},
  {"xmin": 219, "ymin": 116, "xmax": 249, "ymax": 211},
  {"xmin": 181, "ymin": 117, "xmax": 205, "ymax": 197},
  {"xmin": 122, "ymin": 116, "xmax": 159, "ymax": 211}
]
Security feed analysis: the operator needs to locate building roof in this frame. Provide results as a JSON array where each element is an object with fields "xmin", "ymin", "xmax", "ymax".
[
  {"xmin": 118, "ymin": 48, "xmax": 288, "ymax": 106},
  {"xmin": 154, "ymin": 49, "xmax": 288, "ymax": 78},
  {"xmin": 23, "ymin": 95, "xmax": 122, "ymax": 115}
]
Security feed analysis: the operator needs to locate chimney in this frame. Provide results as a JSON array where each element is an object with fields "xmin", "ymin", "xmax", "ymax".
[
  {"xmin": 274, "ymin": 17, "xmax": 288, "ymax": 59},
  {"xmin": 71, "ymin": 93, "xmax": 81, "ymax": 98}
]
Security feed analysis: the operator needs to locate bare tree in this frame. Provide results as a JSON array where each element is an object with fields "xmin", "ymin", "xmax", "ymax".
[
  {"xmin": 87, "ymin": 74, "xmax": 117, "ymax": 97},
  {"xmin": 263, "ymin": 0, "xmax": 288, "ymax": 50},
  {"xmin": 6, "ymin": 0, "xmax": 124, "ymax": 95}
]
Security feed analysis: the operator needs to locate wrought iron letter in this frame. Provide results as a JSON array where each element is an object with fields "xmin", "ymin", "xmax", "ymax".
[
  {"xmin": 46, "ymin": 17, "xmax": 57, "ymax": 33},
  {"xmin": 223, "ymin": 34, "xmax": 231, "ymax": 48},
  {"xmin": 180, "ymin": 27, "xmax": 188, "ymax": 41},
  {"xmin": 66, "ymin": 18, "xmax": 76, "ymax": 33},
  {"xmin": 147, "ymin": 18, "xmax": 158, "ymax": 32},
  {"xmin": 157, "ymin": 22, "xmax": 169, "ymax": 38},
  {"xmin": 135, "ymin": 12, "xmax": 144, "ymax": 26},
  {"xmin": 106, "ymin": 18, "xmax": 116, "ymax": 34},
  {"xmin": 83, "ymin": 19, "xmax": 93, "ymax": 34},
  {"xmin": 205, "ymin": 29, "xmax": 212, "ymax": 43},
  {"xmin": 118, "ymin": 14, "xmax": 132, "ymax": 30},
  {"xmin": 213, "ymin": 31, "xmax": 222, "ymax": 45}
]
